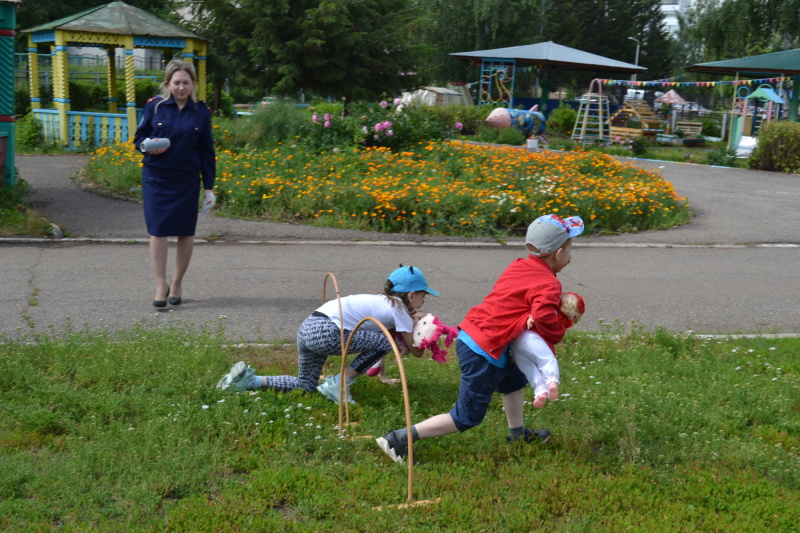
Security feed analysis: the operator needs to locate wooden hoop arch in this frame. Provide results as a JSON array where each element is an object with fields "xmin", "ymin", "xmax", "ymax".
[{"xmin": 321, "ymin": 273, "xmax": 417, "ymax": 503}]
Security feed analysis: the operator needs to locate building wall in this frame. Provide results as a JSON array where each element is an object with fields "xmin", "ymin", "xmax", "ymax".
[{"xmin": 661, "ymin": 0, "xmax": 695, "ymax": 36}]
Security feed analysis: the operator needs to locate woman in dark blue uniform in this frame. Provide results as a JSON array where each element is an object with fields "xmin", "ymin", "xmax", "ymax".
[{"xmin": 134, "ymin": 60, "xmax": 216, "ymax": 307}]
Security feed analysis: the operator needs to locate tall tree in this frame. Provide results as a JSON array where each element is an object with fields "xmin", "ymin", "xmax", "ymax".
[
  {"xmin": 416, "ymin": 0, "xmax": 551, "ymax": 86},
  {"xmin": 242, "ymin": 0, "xmax": 427, "ymax": 101},
  {"xmin": 675, "ymin": 0, "xmax": 800, "ymax": 65}
]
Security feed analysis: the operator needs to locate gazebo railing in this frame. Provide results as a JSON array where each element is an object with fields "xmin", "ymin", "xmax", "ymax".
[{"xmin": 33, "ymin": 109, "xmax": 143, "ymax": 149}]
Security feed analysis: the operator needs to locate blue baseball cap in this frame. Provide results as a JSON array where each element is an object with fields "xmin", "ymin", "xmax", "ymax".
[{"xmin": 388, "ymin": 265, "xmax": 440, "ymax": 296}]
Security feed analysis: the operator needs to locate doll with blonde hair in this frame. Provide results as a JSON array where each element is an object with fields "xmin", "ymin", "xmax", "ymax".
[{"xmin": 510, "ymin": 292, "xmax": 585, "ymax": 408}]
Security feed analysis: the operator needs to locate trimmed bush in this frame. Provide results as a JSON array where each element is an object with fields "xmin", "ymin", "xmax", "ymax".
[
  {"xmin": 546, "ymin": 102, "xmax": 578, "ymax": 135},
  {"xmin": 748, "ymin": 121, "xmax": 800, "ymax": 173}
]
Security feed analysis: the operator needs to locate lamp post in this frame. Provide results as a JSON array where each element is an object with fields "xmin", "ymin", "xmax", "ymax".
[{"xmin": 628, "ymin": 36, "xmax": 641, "ymax": 82}]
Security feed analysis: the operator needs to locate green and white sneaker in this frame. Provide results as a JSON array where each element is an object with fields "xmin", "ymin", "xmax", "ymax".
[
  {"xmin": 216, "ymin": 361, "xmax": 255, "ymax": 392},
  {"xmin": 316, "ymin": 376, "xmax": 356, "ymax": 405}
]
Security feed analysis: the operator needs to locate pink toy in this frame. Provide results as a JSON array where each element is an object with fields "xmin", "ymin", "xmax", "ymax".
[
  {"xmin": 412, "ymin": 314, "xmax": 458, "ymax": 363},
  {"xmin": 368, "ymin": 314, "xmax": 458, "ymax": 377}
]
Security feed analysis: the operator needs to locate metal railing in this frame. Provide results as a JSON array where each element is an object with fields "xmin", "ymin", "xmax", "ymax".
[{"xmin": 33, "ymin": 108, "xmax": 143, "ymax": 149}]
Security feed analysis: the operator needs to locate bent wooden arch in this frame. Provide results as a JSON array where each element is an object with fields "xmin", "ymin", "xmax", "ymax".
[
  {"xmin": 341, "ymin": 316, "xmax": 416, "ymax": 502},
  {"xmin": 321, "ymin": 272, "xmax": 417, "ymax": 502}
]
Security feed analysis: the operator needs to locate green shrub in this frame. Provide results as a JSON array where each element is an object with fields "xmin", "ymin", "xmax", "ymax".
[
  {"xmin": 14, "ymin": 87, "xmax": 31, "ymax": 116},
  {"xmin": 706, "ymin": 146, "xmax": 737, "ymax": 167},
  {"xmin": 215, "ymin": 101, "xmax": 308, "ymax": 151},
  {"xmin": 474, "ymin": 124, "xmax": 526, "ymax": 145},
  {"xmin": 748, "ymin": 120, "xmax": 800, "ymax": 173},
  {"xmin": 546, "ymin": 103, "xmax": 578, "ymax": 135},
  {"xmin": 16, "ymin": 113, "xmax": 44, "ymax": 151},
  {"xmin": 700, "ymin": 117, "xmax": 721, "ymax": 138},
  {"xmin": 426, "ymin": 104, "xmax": 489, "ymax": 135},
  {"xmin": 630, "ymin": 137, "xmax": 650, "ymax": 157},
  {"xmin": 299, "ymin": 100, "xmax": 458, "ymax": 153}
]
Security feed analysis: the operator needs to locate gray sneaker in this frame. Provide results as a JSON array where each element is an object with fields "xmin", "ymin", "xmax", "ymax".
[
  {"xmin": 216, "ymin": 361, "xmax": 255, "ymax": 392},
  {"xmin": 376, "ymin": 429, "xmax": 408, "ymax": 464},
  {"xmin": 506, "ymin": 428, "xmax": 551, "ymax": 443},
  {"xmin": 316, "ymin": 376, "xmax": 356, "ymax": 405}
]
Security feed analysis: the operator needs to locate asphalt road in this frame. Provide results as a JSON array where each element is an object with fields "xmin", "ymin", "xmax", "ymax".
[{"xmin": 2, "ymin": 154, "xmax": 799, "ymax": 341}]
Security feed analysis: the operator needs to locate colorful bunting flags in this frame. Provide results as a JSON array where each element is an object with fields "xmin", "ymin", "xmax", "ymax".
[{"xmin": 598, "ymin": 77, "xmax": 789, "ymax": 87}]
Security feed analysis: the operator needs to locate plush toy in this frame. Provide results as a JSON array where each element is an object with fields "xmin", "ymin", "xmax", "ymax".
[
  {"xmin": 368, "ymin": 314, "xmax": 458, "ymax": 378},
  {"xmin": 412, "ymin": 314, "xmax": 458, "ymax": 363}
]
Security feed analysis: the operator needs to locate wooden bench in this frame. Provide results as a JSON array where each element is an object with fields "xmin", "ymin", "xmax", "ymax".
[{"xmin": 675, "ymin": 121, "xmax": 703, "ymax": 138}]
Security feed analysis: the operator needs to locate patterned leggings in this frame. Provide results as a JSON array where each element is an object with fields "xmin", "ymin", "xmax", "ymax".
[{"xmin": 261, "ymin": 315, "xmax": 392, "ymax": 392}]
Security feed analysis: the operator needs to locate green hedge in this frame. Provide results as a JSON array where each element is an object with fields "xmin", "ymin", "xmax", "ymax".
[{"xmin": 748, "ymin": 121, "xmax": 800, "ymax": 173}]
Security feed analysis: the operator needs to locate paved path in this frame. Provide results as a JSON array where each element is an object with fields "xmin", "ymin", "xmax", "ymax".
[{"xmin": 2, "ymin": 154, "xmax": 799, "ymax": 341}]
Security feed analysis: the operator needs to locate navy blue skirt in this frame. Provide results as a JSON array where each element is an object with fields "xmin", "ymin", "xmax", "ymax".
[{"xmin": 142, "ymin": 166, "xmax": 201, "ymax": 237}]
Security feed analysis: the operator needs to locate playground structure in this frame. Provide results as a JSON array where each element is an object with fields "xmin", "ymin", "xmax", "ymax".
[
  {"xmin": 485, "ymin": 106, "xmax": 547, "ymax": 138},
  {"xmin": 729, "ymin": 84, "xmax": 785, "ymax": 156},
  {"xmin": 606, "ymin": 99, "xmax": 664, "ymax": 142},
  {"xmin": 572, "ymin": 79, "xmax": 611, "ymax": 144}
]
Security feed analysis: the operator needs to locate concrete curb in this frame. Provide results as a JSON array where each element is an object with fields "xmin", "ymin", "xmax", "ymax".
[{"xmin": 2, "ymin": 236, "xmax": 799, "ymax": 249}]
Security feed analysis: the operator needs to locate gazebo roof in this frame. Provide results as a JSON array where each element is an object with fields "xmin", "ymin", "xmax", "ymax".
[
  {"xmin": 23, "ymin": 1, "xmax": 205, "ymax": 41},
  {"xmin": 449, "ymin": 41, "xmax": 646, "ymax": 74},
  {"xmin": 684, "ymin": 48, "xmax": 800, "ymax": 76}
]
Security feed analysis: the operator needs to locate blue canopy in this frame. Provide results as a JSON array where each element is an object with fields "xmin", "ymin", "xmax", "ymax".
[{"xmin": 746, "ymin": 86, "xmax": 785, "ymax": 104}]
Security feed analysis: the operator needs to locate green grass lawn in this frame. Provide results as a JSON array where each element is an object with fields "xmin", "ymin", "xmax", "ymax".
[{"xmin": 1, "ymin": 323, "xmax": 798, "ymax": 531}]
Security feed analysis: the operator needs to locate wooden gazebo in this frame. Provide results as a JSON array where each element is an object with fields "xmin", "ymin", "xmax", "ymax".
[{"xmin": 22, "ymin": 1, "xmax": 208, "ymax": 147}]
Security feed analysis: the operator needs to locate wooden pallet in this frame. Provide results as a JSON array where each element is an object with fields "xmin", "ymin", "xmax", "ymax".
[{"xmin": 675, "ymin": 121, "xmax": 703, "ymax": 138}]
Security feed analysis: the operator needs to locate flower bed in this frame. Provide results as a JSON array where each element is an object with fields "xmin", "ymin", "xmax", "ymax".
[{"xmin": 86, "ymin": 140, "xmax": 689, "ymax": 237}]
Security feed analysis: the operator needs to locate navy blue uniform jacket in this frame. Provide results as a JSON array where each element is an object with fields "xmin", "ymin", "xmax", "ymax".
[{"xmin": 134, "ymin": 95, "xmax": 216, "ymax": 190}]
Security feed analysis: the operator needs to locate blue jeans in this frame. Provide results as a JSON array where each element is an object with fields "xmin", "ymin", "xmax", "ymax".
[{"xmin": 449, "ymin": 340, "xmax": 528, "ymax": 432}]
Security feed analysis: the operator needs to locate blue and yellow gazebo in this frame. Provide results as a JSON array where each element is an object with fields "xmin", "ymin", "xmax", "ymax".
[{"xmin": 22, "ymin": 1, "xmax": 208, "ymax": 148}]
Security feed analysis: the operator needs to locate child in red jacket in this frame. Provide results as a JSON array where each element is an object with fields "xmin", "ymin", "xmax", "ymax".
[{"xmin": 376, "ymin": 214, "xmax": 584, "ymax": 463}]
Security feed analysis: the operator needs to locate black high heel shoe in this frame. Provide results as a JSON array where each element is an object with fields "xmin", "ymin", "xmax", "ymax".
[
  {"xmin": 168, "ymin": 282, "xmax": 181, "ymax": 305},
  {"xmin": 153, "ymin": 286, "xmax": 169, "ymax": 308}
]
